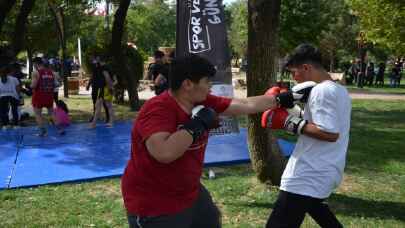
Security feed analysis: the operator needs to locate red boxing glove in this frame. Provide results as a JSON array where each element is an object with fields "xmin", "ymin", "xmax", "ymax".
[
  {"xmin": 265, "ymin": 86, "xmax": 281, "ymax": 97},
  {"xmin": 261, "ymin": 108, "xmax": 289, "ymax": 129},
  {"xmin": 261, "ymin": 107, "xmax": 307, "ymax": 135},
  {"xmin": 280, "ymin": 87, "xmax": 288, "ymax": 93}
]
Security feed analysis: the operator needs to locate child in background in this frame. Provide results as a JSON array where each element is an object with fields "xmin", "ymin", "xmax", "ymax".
[{"xmin": 53, "ymin": 100, "xmax": 70, "ymax": 135}]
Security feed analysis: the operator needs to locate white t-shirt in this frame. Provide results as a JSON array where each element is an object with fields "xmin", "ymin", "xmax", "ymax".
[
  {"xmin": 280, "ymin": 80, "xmax": 352, "ymax": 199},
  {"xmin": 0, "ymin": 76, "xmax": 20, "ymax": 99}
]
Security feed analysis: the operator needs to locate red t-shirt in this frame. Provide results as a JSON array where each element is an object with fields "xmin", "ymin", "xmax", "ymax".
[
  {"xmin": 32, "ymin": 69, "xmax": 55, "ymax": 108},
  {"xmin": 121, "ymin": 91, "xmax": 232, "ymax": 216}
]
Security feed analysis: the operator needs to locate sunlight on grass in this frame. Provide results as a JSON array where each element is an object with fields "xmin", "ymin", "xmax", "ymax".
[{"xmin": 1, "ymin": 99, "xmax": 404, "ymax": 227}]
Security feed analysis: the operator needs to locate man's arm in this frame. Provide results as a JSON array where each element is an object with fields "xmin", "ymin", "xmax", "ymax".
[
  {"xmin": 222, "ymin": 95, "xmax": 277, "ymax": 116},
  {"xmin": 15, "ymin": 78, "xmax": 21, "ymax": 94},
  {"xmin": 30, "ymin": 70, "xmax": 39, "ymax": 89},
  {"xmin": 302, "ymin": 123, "xmax": 339, "ymax": 142},
  {"xmin": 103, "ymin": 70, "xmax": 113, "ymax": 89},
  {"xmin": 145, "ymin": 130, "xmax": 193, "ymax": 164}
]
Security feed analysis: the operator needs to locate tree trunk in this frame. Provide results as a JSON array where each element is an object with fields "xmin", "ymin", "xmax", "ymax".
[
  {"xmin": 111, "ymin": 0, "xmax": 140, "ymax": 110},
  {"xmin": 48, "ymin": 1, "xmax": 68, "ymax": 98},
  {"xmin": 247, "ymin": 0, "xmax": 286, "ymax": 186},
  {"xmin": 0, "ymin": 0, "xmax": 17, "ymax": 33},
  {"xmin": 11, "ymin": 0, "xmax": 36, "ymax": 56}
]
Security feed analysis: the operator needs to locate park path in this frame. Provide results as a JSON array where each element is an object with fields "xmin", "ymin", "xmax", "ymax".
[{"xmin": 135, "ymin": 87, "xmax": 405, "ymax": 101}]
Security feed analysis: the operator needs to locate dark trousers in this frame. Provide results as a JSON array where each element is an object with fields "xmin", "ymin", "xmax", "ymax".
[
  {"xmin": 0, "ymin": 96, "xmax": 19, "ymax": 126},
  {"xmin": 127, "ymin": 185, "xmax": 221, "ymax": 228},
  {"xmin": 266, "ymin": 190, "xmax": 343, "ymax": 228},
  {"xmin": 90, "ymin": 88, "xmax": 109, "ymax": 123}
]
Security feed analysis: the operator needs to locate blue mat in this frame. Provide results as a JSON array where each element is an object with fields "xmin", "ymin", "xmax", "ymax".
[
  {"xmin": 0, "ymin": 144, "xmax": 18, "ymax": 189},
  {"xmin": 0, "ymin": 121, "xmax": 296, "ymax": 189}
]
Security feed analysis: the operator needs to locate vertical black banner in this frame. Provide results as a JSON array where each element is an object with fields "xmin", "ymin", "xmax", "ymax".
[{"xmin": 176, "ymin": 0, "xmax": 239, "ymax": 134}]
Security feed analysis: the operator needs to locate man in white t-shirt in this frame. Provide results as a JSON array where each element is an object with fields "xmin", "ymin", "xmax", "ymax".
[
  {"xmin": 262, "ymin": 44, "xmax": 351, "ymax": 228},
  {"xmin": 0, "ymin": 62, "xmax": 21, "ymax": 128}
]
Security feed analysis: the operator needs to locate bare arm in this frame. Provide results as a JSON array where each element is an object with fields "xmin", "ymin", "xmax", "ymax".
[
  {"xmin": 103, "ymin": 71, "xmax": 113, "ymax": 89},
  {"xmin": 145, "ymin": 130, "xmax": 194, "ymax": 164},
  {"xmin": 302, "ymin": 123, "xmax": 339, "ymax": 142},
  {"xmin": 222, "ymin": 95, "xmax": 278, "ymax": 116},
  {"xmin": 154, "ymin": 74, "xmax": 166, "ymax": 85},
  {"xmin": 31, "ymin": 70, "xmax": 39, "ymax": 89},
  {"xmin": 16, "ymin": 81, "xmax": 21, "ymax": 94}
]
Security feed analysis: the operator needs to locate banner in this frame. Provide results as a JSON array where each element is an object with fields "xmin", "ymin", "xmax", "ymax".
[{"xmin": 176, "ymin": 0, "xmax": 239, "ymax": 135}]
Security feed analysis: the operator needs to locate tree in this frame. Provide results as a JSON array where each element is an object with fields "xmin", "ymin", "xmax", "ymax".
[
  {"xmin": 126, "ymin": 1, "xmax": 176, "ymax": 55},
  {"xmin": 318, "ymin": 0, "xmax": 359, "ymax": 71},
  {"xmin": 347, "ymin": 0, "xmax": 405, "ymax": 55},
  {"xmin": 11, "ymin": 0, "xmax": 36, "ymax": 56},
  {"xmin": 0, "ymin": 0, "xmax": 17, "ymax": 33},
  {"xmin": 227, "ymin": 0, "xmax": 248, "ymax": 65},
  {"xmin": 111, "ymin": 0, "xmax": 141, "ymax": 110},
  {"xmin": 247, "ymin": 0, "xmax": 286, "ymax": 185},
  {"xmin": 279, "ymin": 0, "xmax": 333, "ymax": 55}
]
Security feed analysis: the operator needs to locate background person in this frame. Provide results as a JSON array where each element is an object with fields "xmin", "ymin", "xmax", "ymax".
[
  {"xmin": 53, "ymin": 100, "xmax": 70, "ymax": 135},
  {"xmin": 147, "ymin": 50, "xmax": 169, "ymax": 95},
  {"xmin": 31, "ymin": 57, "xmax": 56, "ymax": 137},
  {"xmin": 88, "ymin": 57, "xmax": 114, "ymax": 128},
  {"xmin": 87, "ymin": 57, "xmax": 110, "ymax": 123},
  {"xmin": 0, "ymin": 61, "xmax": 20, "ymax": 129}
]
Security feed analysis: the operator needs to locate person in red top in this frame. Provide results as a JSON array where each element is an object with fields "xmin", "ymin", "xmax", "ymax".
[
  {"xmin": 121, "ymin": 54, "xmax": 282, "ymax": 228},
  {"xmin": 31, "ymin": 57, "xmax": 56, "ymax": 137}
]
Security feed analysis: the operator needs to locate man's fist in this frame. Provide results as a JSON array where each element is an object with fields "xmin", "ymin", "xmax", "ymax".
[
  {"xmin": 191, "ymin": 105, "xmax": 218, "ymax": 130},
  {"xmin": 261, "ymin": 108, "xmax": 307, "ymax": 135},
  {"xmin": 265, "ymin": 86, "xmax": 281, "ymax": 96},
  {"xmin": 181, "ymin": 105, "xmax": 218, "ymax": 142},
  {"xmin": 264, "ymin": 86, "xmax": 288, "ymax": 97},
  {"xmin": 276, "ymin": 81, "xmax": 316, "ymax": 108}
]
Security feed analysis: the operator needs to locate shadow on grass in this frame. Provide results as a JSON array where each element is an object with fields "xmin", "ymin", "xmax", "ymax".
[
  {"xmin": 329, "ymin": 193, "xmax": 405, "ymax": 221},
  {"xmin": 228, "ymin": 193, "xmax": 405, "ymax": 222},
  {"xmin": 347, "ymin": 106, "xmax": 405, "ymax": 174}
]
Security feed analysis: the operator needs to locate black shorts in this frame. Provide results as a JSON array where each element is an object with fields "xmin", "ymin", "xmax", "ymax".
[{"xmin": 127, "ymin": 185, "xmax": 221, "ymax": 228}]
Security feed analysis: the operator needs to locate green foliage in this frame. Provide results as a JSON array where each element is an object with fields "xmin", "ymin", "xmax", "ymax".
[
  {"xmin": 227, "ymin": 0, "xmax": 248, "ymax": 59},
  {"xmin": 318, "ymin": 0, "xmax": 359, "ymax": 71},
  {"xmin": 347, "ymin": 0, "xmax": 405, "ymax": 55},
  {"xmin": 126, "ymin": 1, "xmax": 176, "ymax": 55},
  {"xmin": 226, "ymin": 0, "xmax": 360, "ymax": 67},
  {"xmin": 124, "ymin": 45, "xmax": 144, "ymax": 85}
]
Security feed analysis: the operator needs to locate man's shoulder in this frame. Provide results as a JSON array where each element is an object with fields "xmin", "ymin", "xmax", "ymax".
[
  {"xmin": 311, "ymin": 81, "xmax": 348, "ymax": 100},
  {"xmin": 142, "ymin": 92, "xmax": 173, "ymax": 111}
]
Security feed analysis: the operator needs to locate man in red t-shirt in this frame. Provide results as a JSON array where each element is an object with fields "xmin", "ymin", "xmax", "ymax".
[
  {"xmin": 121, "ymin": 55, "xmax": 279, "ymax": 228},
  {"xmin": 31, "ymin": 57, "xmax": 56, "ymax": 137}
]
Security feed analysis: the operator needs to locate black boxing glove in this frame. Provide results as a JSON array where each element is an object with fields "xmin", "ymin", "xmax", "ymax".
[
  {"xmin": 276, "ymin": 81, "xmax": 316, "ymax": 108},
  {"xmin": 180, "ymin": 105, "xmax": 218, "ymax": 143}
]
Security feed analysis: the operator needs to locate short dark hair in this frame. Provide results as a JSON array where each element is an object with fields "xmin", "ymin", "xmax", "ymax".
[
  {"xmin": 33, "ymin": 57, "xmax": 43, "ymax": 64},
  {"xmin": 56, "ymin": 100, "xmax": 69, "ymax": 113},
  {"xmin": 154, "ymin": 50, "xmax": 165, "ymax": 59},
  {"xmin": 284, "ymin": 43, "xmax": 323, "ymax": 69},
  {"xmin": 169, "ymin": 54, "xmax": 216, "ymax": 91}
]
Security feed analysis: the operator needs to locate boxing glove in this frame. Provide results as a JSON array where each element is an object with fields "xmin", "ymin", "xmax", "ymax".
[
  {"xmin": 181, "ymin": 105, "xmax": 218, "ymax": 142},
  {"xmin": 261, "ymin": 108, "xmax": 307, "ymax": 135},
  {"xmin": 288, "ymin": 104, "xmax": 304, "ymax": 118},
  {"xmin": 276, "ymin": 81, "xmax": 316, "ymax": 108},
  {"xmin": 265, "ymin": 86, "xmax": 281, "ymax": 96}
]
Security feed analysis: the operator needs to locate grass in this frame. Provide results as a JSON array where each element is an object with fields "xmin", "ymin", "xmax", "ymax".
[{"xmin": 1, "ymin": 95, "xmax": 405, "ymax": 227}]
